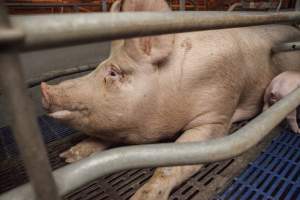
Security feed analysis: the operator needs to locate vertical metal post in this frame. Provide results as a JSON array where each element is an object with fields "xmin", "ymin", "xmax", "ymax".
[
  {"xmin": 74, "ymin": 4, "xmax": 79, "ymax": 13},
  {"xmin": 204, "ymin": 0, "xmax": 208, "ymax": 10},
  {"xmin": 0, "ymin": 3, "xmax": 60, "ymax": 200},
  {"xmin": 296, "ymin": 0, "xmax": 300, "ymax": 10},
  {"xmin": 180, "ymin": 0, "xmax": 185, "ymax": 11},
  {"xmin": 102, "ymin": 0, "xmax": 107, "ymax": 12}
]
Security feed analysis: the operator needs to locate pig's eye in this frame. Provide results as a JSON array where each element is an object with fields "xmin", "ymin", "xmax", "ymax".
[
  {"xmin": 104, "ymin": 66, "xmax": 123, "ymax": 85},
  {"xmin": 108, "ymin": 67, "xmax": 121, "ymax": 78},
  {"xmin": 109, "ymin": 71, "xmax": 117, "ymax": 77}
]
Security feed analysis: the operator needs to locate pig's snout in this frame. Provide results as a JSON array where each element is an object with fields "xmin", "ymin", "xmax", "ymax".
[
  {"xmin": 40, "ymin": 78, "xmax": 92, "ymax": 123},
  {"xmin": 41, "ymin": 82, "xmax": 51, "ymax": 110}
]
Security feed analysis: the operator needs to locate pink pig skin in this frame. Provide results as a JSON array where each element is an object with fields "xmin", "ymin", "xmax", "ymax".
[{"xmin": 264, "ymin": 71, "xmax": 300, "ymax": 133}]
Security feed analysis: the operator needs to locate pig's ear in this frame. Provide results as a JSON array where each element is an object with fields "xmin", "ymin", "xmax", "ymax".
[
  {"xmin": 121, "ymin": 0, "xmax": 173, "ymax": 64},
  {"xmin": 124, "ymin": 35, "xmax": 174, "ymax": 64},
  {"xmin": 122, "ymin": 0, "xmax": 171, "ymax": 12}
]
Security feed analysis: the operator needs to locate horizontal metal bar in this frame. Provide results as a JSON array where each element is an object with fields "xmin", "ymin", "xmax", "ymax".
[
  {"xmin": 272, "ymin": 41, "xmax": 300, "ymax": 52},
  {"xmin": 2, "ymin": 86, "xmax": 300, "ymax": 200},
  {"xmin": 26, "ymin": 63, "xmax": 97, "ymax": 88},
  {"xmin": 9, "ymin": 11, "xmax": 300, "ymax": 51},
  {"xmin": 0, "ymin": 63, "xmax": 97, "ymax": 95},
  {"xmin": 0, "ymin": 28, "xmax": 24, "ymax": 44}
]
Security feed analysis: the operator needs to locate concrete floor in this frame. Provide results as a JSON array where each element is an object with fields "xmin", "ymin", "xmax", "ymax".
[{"xmin": 0, "ymin": 42, "xmax": 110, "ymax": 127}]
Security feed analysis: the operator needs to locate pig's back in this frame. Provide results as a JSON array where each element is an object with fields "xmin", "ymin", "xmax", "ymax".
[{"xmin": 161, "ymin": 25, "xmax": 300, "ymax": 129}]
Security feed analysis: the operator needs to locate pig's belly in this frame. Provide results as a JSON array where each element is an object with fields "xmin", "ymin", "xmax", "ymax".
[{"xmin": 88, "ymin": 130, "xmax": 177, "ymax": 145}]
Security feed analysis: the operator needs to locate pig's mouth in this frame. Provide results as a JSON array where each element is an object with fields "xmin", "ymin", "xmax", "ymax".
[
  {"xmin": 41, "ymin": 82, "xmax": 88, "ymax": 121},
  {"xmin": 43, "ymin": 98, "xmax": 88, "ymax": 121}
]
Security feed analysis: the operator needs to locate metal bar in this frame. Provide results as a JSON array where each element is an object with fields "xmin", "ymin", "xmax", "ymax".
[
  {"xmin": 26, "ymin": 63, "xmax": 98, "ymax": 88},
  {"xmin": 101, "ymin": 0, "xmax": 108, "ymax": 12},
  {"xmin": 180, "ymin": 0, "xmax": 185, "ymax": 11},
  {"xmin": 272, "ymin": 41, "xmax": 300, "ymax": 52},
  {"xmin": 2, "ymin": 86, "xmax": 300, "ymax": 200},
  {"xmin": 0, "ymin": 3, "xmax": 60, "ymax": 200},
  {"xmin": 276, "ymin": 0, "xmax": 282, "ymax": 12},
  {"xmin": 0, "ymin": 28, "xmax": 23, "ymax": 44},
  {"xmin": 296, "ymin": 0, "xmax": 300, "ymax": 10},
  {"xmin": 228, "ymin": 2, "xmax": 242, "ymax": 11},
  {"xmin": 9, "ymin": 11, "xmax": 300, "ymax": 51},
  {"xmin": 0, "ymin": 63, "xmax": 97, "ymax": 95},
  {"xmin": 5, "ymin": 3, "xmax": 102, "ymax": 7}
]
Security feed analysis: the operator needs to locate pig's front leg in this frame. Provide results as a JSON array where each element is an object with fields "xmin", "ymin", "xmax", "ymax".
[
  {"xmin": 286, "ymin": 110, "xmax": 300, "ymax": 133},
  {"xmin": 60, "ymin": 138, "xmax": 111, "ymax": 163},
  {"xmin": 130, "ymin": 124, "xmax": 227, "ymax": 200}
]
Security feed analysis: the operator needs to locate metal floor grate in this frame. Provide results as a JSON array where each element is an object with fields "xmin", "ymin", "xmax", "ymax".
[
  {"xmin": 0, "ymin": 116, "xmax": 83, "ymax": 193},
  {"xmin": 0, "ymin": 117, "xmax": 275, "ymax": 200},
  {"xmin": 63, "ymin": 159, "xmax": 237, "ymax": 200},
  {"xmin": 218, "ymin": 129, "xmax": 300, "ymax": 200},
  {"xmin": 0, "ymin": 116, "xmax": 77, "ymax": 159}
]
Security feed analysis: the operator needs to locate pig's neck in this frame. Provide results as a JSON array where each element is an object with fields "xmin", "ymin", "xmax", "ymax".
[{"xmin": 133, "ymin": 34, "xmax": 200, "ymax": 141}]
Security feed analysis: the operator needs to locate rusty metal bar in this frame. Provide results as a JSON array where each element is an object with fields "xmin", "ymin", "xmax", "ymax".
[
  {"xmin": 9, "ymin": 11, "xmax": 300, "ymax": 51},
  {"xmin": 0, "ymin": 3, "xmax": 60, "ymax": 200},
  {"xmin": 2, "ymin": 86, "xmax": 300, "ymax": 200}
]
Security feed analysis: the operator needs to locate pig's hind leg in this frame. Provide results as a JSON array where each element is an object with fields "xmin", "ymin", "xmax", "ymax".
[
  {"xmin": 286, "ymin": 110, "xmax": 300, "ymax": 134},
  {"xmin": 130, "ymin": 123, "xmax": 228, "ymax": 200},
  {"xmin": 60, "ymin": 138, "xmax": 111, "ymax": 163}
]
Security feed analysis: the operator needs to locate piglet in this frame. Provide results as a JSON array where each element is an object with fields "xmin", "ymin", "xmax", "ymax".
[{"xmin": 263, "ymin": 71, "xmax": 300, "ymax": 133}]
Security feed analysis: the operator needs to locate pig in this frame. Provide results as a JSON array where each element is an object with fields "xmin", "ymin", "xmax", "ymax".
[
  {"xmin": 263, "ymin": 71, "xmax": 300, "ymax": 133},
  {"xmin": 40, "ymin": 0, "xmax": 300, "ymax": 199}
]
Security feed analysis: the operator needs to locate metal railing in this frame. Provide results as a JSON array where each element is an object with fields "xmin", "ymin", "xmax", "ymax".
[
  {"xmin": 0, "ymin": 3, "xmax": 300, "ymax": 200},
  {"xmin": 9, "ymin": 11, "xmax": 300, "ymax": 51}
]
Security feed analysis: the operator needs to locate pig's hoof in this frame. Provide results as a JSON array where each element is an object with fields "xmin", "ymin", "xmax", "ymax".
[
  {"xmin": 129, "ymin": 183, "xmax": 169, "ymax": 200},
  {"xmin": 59, "ymin": 138, "xmax": 110, "ymax": 163},
  {"xmin": 291, "ymin": 127, "xmax": 300, "ymax": 134},
  {"xmin": 59, "ymin": 147, "xmax": 86, "ymax": 163}
]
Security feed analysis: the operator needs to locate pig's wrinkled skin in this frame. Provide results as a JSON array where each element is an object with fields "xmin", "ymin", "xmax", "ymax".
[
  {"xmin": 40, "ymin": 0, "xmax": 300, "ymax": 199},
  {"xmin": 263, "ymin": 71, "xmax": 300, "ymax": 133}
]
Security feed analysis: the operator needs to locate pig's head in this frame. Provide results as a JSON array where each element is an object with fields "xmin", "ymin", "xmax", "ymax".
[{"xmin": 41, "ymin": 0, "xmax": 175, "ymax": 136}]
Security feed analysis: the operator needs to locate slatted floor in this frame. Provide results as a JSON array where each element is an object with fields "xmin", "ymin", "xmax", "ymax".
[
  {"xmin": 0, "ymin": 116, "xmax": 76, "ymax": 159},
  {"xmin": 218, "ymin": 129, "xmax": 300, "ymax": 200},
  {"xmin": 0, "ymin": 116, "xmax": 286, "ymax": 200}
]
